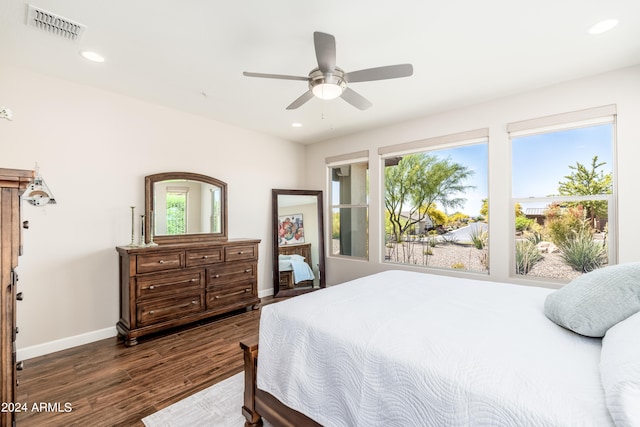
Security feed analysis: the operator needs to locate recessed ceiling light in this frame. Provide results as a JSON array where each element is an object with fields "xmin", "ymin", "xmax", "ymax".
[
  {"xmin": 291, "ymin": 123, "xmax": 303, "ymax": 128},
  {"xmin": 588, "ymin": 19, "xmax": 619, "ymax": 35},
  {"xmin": 80, "ymin": 51, "xmax": 105, "ymax": 63}
]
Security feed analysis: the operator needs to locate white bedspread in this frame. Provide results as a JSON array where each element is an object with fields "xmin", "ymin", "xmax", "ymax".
[{"xmin": 257, "ymin": 270, "xmax": 614, "ymax": 427}]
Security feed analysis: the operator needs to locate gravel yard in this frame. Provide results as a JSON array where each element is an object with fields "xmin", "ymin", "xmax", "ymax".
[{"xmin": 384, "ymin": 241, "xmax": 588, "ymax": 281}]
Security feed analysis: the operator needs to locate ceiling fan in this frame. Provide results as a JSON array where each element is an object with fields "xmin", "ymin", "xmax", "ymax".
[{"xmin": 243, "ymin": 31, "xmax": 413, "ymax": 111}]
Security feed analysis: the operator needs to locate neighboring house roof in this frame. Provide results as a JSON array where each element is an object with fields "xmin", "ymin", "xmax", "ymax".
[{"xmin": 525, "ymin": 208, "xmax": 547, "ymax": 217}]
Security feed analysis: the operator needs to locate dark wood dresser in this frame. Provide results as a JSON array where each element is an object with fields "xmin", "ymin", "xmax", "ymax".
[
  {"xmin": 0, "ymin": 168, "xmax": 34, "ymax": 427},
  {"xmin": 116, "ymin": 239, "xmax": 260, "ymax": 346}
]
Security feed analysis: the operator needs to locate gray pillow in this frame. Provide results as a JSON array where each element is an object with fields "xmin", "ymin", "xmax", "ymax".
[{"xmin": 544, "ymin": 263, "xmax": 640, "ymax": 337}]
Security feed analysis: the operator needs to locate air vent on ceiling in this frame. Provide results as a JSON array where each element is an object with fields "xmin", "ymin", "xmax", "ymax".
[{"xmin": 26, "ymin": 4, "xmax": 86, "ymax": 41}]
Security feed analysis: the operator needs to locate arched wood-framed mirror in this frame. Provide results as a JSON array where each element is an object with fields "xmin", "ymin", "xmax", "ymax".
[
  {"xmin": 272, "ymin": 189, "xmax": 326, "ymax": 297},
  {"xmin": 145, "ymin": 172, "xmax": 228, "ymax": 244}
]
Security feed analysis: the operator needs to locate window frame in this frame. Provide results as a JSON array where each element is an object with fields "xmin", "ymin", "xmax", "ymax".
[
  {"xmin": 508, "ymin": 107, "xmax": 618, "ymax": 281},
  {"xmin": 166, "ymin": 186, "xmax": 189, "ymax": 235},
  {"xmin": 327, "ymin": 152, "xmax": 370, "ymax": 260},
  {"xmin": 378, "ymin": 130, "xmax": 489, "ymax": 273}
]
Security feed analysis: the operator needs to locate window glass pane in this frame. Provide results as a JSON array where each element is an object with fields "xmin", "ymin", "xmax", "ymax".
[
  {"xmin": 331, "ymin": 207, "xmax": 368, "ymax": 257},
  {"xmin": 166, "ymin": 192, "xmax": 187, "ymax": 234},
  {"xmin": 515, "ymin": 199, "xmax": 610, "ymax": 280},
  {"xmin": 331, "ymin": 163, "xmax": 368, "ymax": 205},
  {"xmin": 512, "ymin": 124, "xmax": 613, "ymax": 198},
  {"xmin": 383, "ymin": 142, "xmax": 488, "ymax": 273},
  {"xmin": 511, "ymin": 122, "xmax": 614, "ymax": 280}
]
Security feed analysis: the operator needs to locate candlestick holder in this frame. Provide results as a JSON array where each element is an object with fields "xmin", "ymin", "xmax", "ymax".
[
  {"xmin": 128, "ymin": 206, "xmax": 138, "ymax": 247},
  {"xmin": 138, "ymin": 214, "xmax": 146, "ymax": 247},
  {"xmin": 147, "ymin": 210, "xmax": 158, "ymax": 247}
]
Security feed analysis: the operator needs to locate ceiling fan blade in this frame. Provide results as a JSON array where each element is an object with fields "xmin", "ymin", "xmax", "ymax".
[
  {"xmin": 344, "ymin": 64, "xmax": 414, "ymax": 83},
  {"xmin": 340, "ymin": 88, "xmax": 372, "ymax": 110},
  {"xmin": 286, "ymin": 90, "xmax": 315, "ymax": 110},
  {"xmin": 243, "ymin": 71, "xmax": 309, "ymax": 81},
  {"xmin": 314, "ymin": 32, "xmax": 336, "ymax": 73}
]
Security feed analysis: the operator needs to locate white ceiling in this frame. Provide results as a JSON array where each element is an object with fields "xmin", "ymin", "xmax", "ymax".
[{"xmin": 1, "ymin": 1, "xmax": 639, "ymax": 144}]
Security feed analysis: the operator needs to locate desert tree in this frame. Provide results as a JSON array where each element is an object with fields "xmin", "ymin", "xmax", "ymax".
[
  {"xmin": 384, "ymin": 153, "xmax": 473, "ymax": 243},
  {"xmin": 557, "ymin": 155, "xmax": 612, "ymax": 227}
]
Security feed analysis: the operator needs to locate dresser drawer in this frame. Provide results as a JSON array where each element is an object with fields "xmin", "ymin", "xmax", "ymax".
[
  {"xmin": 137, "ymin": 293, "xmax": 204, "ymax": 326},
  {"xmin": 186, "ymin": 248, "xmax": 223, "ymax": 267},
  {"xmin": 207, "ymin": 262, "xmax": 256, "ymax": 287},
  {"xmin": 206, "ymin": 282, "xmax": 256, "ymax": 310},
  {"xmin": 136, "ymin": 270, "xmax": 203, "ymax": 300},
  {"xmin": 137, "ymin": 251, "xmax": 184, "ymax": 274},
  {"xmin": 224, "ymin": 243, "xmax": 258, "ymax": 262}
]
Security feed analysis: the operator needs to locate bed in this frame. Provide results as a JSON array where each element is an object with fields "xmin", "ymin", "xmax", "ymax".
[
  {"xmin": 278, "ymin": 243, "xmax": 315, "ymax": 289},
  {"xmin": 241, "ymin": 269, "xmax": 640, "ymax": 427}
]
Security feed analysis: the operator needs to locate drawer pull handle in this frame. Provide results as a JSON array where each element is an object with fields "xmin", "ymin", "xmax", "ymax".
[
  {"xmin": 202, "ymin": 255, "xmax": 208, "ymax": 259},
  {"xmin": 192, "ymin": 300, "xmax": 198, "ymax": 304},
  {"xmin": 238, "ymin": 251, "xmax": 244, "ymax": 254},
  {"xmin": 149, "ymin": 310, "xmax": 155, "ymax": 315},
  {"xmin": 213, "ymin": 274, "xmax": 220, "ymax": 278},
  {"xmin": 149, "ymin": 285, "xmax": 155, "ymax": 290},
  {"xmin": 215, "ymin": 288, "xmax": 250, "ymax": 299},
  {"xmin": 158, "ymin": 260, "xmax": 165, "ymax": 264},
  {"xmin": 244, "ymin": 269, "xmax": 251, "ymax": 273},
  {"xmin": 16, "ymin": 361, "xmax": 24, "ymax": 371},
  {"xmin": 191, "ymin": 278, "xmax": 197, "ymax": 282}
]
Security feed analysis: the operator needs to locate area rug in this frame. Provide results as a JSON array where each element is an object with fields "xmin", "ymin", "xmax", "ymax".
[{"xmin": 142, "ymin": 373, "xmax": 273, "ymax": 427}]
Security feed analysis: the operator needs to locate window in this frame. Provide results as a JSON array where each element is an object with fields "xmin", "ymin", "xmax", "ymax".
[
  {"xmin": 380, "ymin": 130, "xmax": 488, "ymax": 273},
  {"xmin": 329, "ymin": 160, "xmax": 369, "ymax": 259},
  {"xmin": 509, "ymin": 106, "xmax": 616, "ymax": 280},
  {"xmin": 166, "ymin": 187, "xmax": 188, "ymax": 235}
]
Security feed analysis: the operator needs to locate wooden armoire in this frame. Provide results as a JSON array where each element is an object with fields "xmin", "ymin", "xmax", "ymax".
[{"xmin": 0, "ymin": 168, "xmax": 34, "ymax": 427}]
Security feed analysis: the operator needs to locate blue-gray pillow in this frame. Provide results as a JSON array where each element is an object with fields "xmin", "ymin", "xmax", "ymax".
[{"xmin": 544, "ymin": 263, "xmax": 640, "ymax": 337}]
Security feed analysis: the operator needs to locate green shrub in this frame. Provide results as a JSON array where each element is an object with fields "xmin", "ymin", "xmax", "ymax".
[
  {"xmin": 451, "ymin": 262, "xmax": 465, "ymax": 269},
  {"xmin": 525, "ymin": 231, "xmax": 544, "ymax": 245},
  {"xmin": 469, "ymin": 226, "xmax": 488, "ymax": 250},
  {"xmin": 515, "ymin": 216, "xmax": 534, "ymax": 232},
  {"xmin": 559, "ymin": 229, "xmax": 607, "ymax": 273},
  {"xmin": 545, "ymin": 205, "xmax": 587, "ymax": 247},
  {"xmin": 515, "ymin": 240, "xmax": 542, "ymax": 274}
]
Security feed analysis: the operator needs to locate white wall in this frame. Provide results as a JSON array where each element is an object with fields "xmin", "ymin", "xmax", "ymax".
[
  {"xmin": 0, "ymin": 65, "xmax": 306, "ymax": 358},
  {"xmin": 306, "ymin": 65, "xmax": 640, "ymax": 287}
]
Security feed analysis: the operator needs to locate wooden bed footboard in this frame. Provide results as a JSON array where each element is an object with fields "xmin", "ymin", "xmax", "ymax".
[{"xmin": 240, "ymin": 337, "xmax": 322, "ymax": 427}]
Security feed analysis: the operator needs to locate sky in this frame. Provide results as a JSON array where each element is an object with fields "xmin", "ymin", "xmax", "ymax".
[
  {"xmin": 426, "ymin": 123, "xmax": 613, "ymax": 216},
  {"xmin": 432, "ymin": 143, "xmax": 488, "ymax": 216}
]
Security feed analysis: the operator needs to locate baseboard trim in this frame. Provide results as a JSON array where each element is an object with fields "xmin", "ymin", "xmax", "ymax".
[
  {"xmin": 17, "ymin": 326, "xmax": 118, "ymax": 361},
  {"xmin": 258, "ymin": 288, "xmax": 274, "ymax": 299}
]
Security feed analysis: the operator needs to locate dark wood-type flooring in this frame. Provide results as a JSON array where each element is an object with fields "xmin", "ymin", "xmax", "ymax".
[{"xmin": 15, "ymin": 303, "xmax": 266, "ymax": 427}]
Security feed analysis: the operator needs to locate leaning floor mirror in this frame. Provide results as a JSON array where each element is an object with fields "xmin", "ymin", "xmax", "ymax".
[{"xmin": 272, "ymin": 189, "xmax": 326, "ymax": 297}]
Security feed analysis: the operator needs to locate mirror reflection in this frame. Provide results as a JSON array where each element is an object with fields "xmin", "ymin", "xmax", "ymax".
[
  {"xmin": 145, "ymin": 172, "xmax": 227, "ymax": 244},
  {"xmin": 153, "ymin": 179, "xmax": 222, "ymax": 236},
  {"xmin": 272, "ymin": 189, "xmax": 325, "ymax": 297}
]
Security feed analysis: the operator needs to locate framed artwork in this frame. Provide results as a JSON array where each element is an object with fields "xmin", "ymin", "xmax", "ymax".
[{"xmin": 278, "ymin": 213, "xmax": 304, "ymax": 245}]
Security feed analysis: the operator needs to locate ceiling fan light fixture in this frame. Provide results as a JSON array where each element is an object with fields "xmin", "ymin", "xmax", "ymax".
[{"xmin": 312, "ymin": 83, "xmax": 343, "ymax": 100}]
